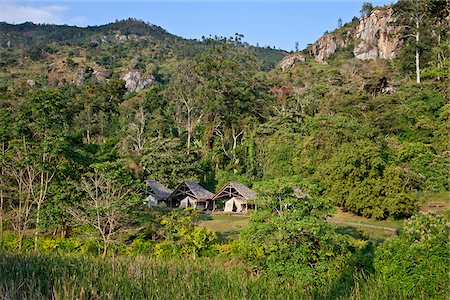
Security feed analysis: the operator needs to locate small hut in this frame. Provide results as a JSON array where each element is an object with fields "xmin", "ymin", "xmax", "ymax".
[
  {"xmin": 212, "ymin": 182, "xmax": 257, "ymax": 212},
  {"xmin": 168, "ymin": 181, "xmax": 214, "ymax": 209},
  {"xmin": 144, "ymin": 180, "xmax": 173, "ymax": 207}
]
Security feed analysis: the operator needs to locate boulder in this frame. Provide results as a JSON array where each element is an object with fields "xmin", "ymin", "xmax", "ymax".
[
  {"xmin": 279, "ymin": 54, "xmax": 306, "ymax": 70},
  {"xmin": 122, "ymin": 70, "xmax": 154, "ymax": 92}
]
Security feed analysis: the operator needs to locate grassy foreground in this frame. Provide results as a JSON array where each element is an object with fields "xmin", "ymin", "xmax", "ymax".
[{"xmin": 0, "ymin": 252, "xmax": 420, "ymax": 300}]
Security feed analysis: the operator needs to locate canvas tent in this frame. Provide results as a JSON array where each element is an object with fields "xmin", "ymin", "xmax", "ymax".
[
  {"xmin": 144, "ymin": 180, "xmax": 173, "ymax": 207},
  {"xmin": 213, "ymin": 182, "xmax": 257, "ymax": 212},
  {"xmin": 224, "ymin": 197, "xmax": 246, "ymax": 212},
  {"xmin": 168, "ymin": 181, "xmax": 214, "ymax": 209},
  {"xmin": 180, "ymin": 196, "xmax": 196, "ymax": 208}
]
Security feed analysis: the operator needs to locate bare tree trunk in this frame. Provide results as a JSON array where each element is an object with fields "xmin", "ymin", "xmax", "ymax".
[
  {"xmin": 102, "ymin": 238, "xmax": 108, "ymax": 259},
  {"xmin": 34, "ymin": 203, "xmax": 41, "ymax": 253},
  {"xmin": 86, "ymin": 129, "xmax": 91, "ymax": 144},
  {"xmin": 0, "ymin": 142, "xmax": 4, "ymax": 248},
  {"xmin": 18, "ymin": 231, "xmax": 24, "ymax": 250},
  {"xmin": 232, "ymin": 129, "xmax": 244, "ymax": 163},
  {"xmin": 186, "ymin": 106, "xmax": 192, "ymax": 153},
  {"xmin": 415, "ymin": 18, "xmax": 421, "ymax": 84},
  {"xmin": 0, "ymin": 187, "xmax": 3, "ymax": 249}
]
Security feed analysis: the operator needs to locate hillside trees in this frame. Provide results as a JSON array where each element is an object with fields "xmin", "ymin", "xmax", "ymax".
[
  {"xmin": 69, "ymin": 162, "xmax": 140, "ymax": 258},
  {"xmin": 318, "ymin": 141, "xmax": 419, "ymax": 219},
  {"xmin": 1, "ymin": 139, "xmax": 57, "ymax": 250},
  {"xmin": 194, "ymin": 37, "xmax": 270, "ymax": 161},
  {"xmin": 167, "ymin": 61, "xmax": 205, "ymax": 152},
  {"xmin": 393, "ymin": 0, "xmax": 449, "ymax": 83}
]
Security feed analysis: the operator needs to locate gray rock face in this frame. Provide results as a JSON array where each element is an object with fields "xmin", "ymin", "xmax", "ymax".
[
  {"xmin": 353, "ymin": 8, "xmax": 401, "ymax": 60},
  {"xmin": 279, "ymin": 54, "xmax": 306, "ymax": 70},
  {"xmin": 310, "ymin": 8, "xmax": 401, "ymax": 64},
  {"xmin": 122, "ymin": 70, "xmax": 154, "ymax": 92},
  {"xmin": 311, "ymin": 34, "xmax": 347, "ymax": 63},
  {"xmin": 115, "ymin": 34, "xmax": 128, "ymax": 42},
  {"xmin": 74, "ymin": 68, "xmax": 86, "ymax": 85},
  {"xmin": 93, "ymin": 69, "xmax": 110, "ymax": 82}
]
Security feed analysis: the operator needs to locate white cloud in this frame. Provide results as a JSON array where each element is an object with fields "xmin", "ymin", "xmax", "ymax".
[{"xmin": 0, "ymin": 2, "xmax": 67, "ymax": 24}]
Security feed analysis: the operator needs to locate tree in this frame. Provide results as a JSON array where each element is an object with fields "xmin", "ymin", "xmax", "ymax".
[
  {"xmin": 337, "ymin": 17, "xmax": 343, "ymax": 28},
  {"xmin": 360, "ymin": 2, "xmax": 374, "ymax": 17},
  {"xmin": 155, "ymin": 208, "xmax": 217, "ymax": 259},
  {"xmin": 120, "ymin": 102, "xmax": 148, "ymax": 155},
  {"xmin": 318, "ymin": 140, "xmax": 419, "ymax": 219},
  {"xmin": 194, "ymin": 37, "xmax": 267, "ymax": 162},
  {"xmin": 70, "ymin": 163, "xmax": 139, "ymax": 258},
  {"xmin": 167, "ymin": 61, "xmax": 205, "ymax": 152},
  {"xmin": 393, "ymin": 0, "xmax": 430, "ymax": 83},
  {"xmin": 236, "ymin": 194, "xmax": 360, "ymax": 289},
  {"xmin": 140, "ymin": 137, "xmax": 199, "ymax": 187},
  {"xmin": 1, "ymin": 139, "xmax": 56, "ymax": 251}
]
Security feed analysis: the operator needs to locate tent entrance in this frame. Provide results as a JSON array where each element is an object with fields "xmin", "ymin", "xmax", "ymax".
[{"xmin": 224, "ymin": 197, "xmax": 246, "ymax": 213}]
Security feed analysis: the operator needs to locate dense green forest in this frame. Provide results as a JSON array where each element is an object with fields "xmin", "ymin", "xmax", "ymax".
[{"xmin": 0, "ymin": 1, "xmax": 449, "ymax": 299}]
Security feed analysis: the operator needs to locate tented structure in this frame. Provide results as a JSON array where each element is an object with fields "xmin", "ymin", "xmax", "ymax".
[
  {"xmin": 168, "ymin": 181, "xmax": 214, "ymax": 209},
  {"xmin": 224, "ymin": 197, "xmax": 246, "ymax": 212},
  {"xmin": 180, "ymin": 196, "xmax": 206, "ymax": 210},
  {"xmin": 144, "ymin": 180, "xmax": 173, "ymax": 207},
  {"xmin": 213, "ymin": 182, "xmax": 257, "ymax": 212},
  {"xmin": 180, "ymin": 196, "xmax": 196, "ymax": 208}
]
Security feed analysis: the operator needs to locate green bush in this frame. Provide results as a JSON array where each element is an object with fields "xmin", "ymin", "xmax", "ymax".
[
  {"xmin": 374, "ymin": 212, "xmax": 449, "ymax": 299},
  {"xmin": 319, "ymin": 140, "xmax": 418, "ymax": 219},
  {"xmin": 155, "ymin": 208, "xmax": 217, "ymax": 258},
  {"xmin": 235, "ymin": 197, "xmax": 367, "ymax": 290}
]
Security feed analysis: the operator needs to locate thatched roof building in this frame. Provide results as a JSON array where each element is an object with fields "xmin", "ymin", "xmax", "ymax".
[
  {"xmin": 144, "ymin": 180, "xmax": 173, "ymax": 207},
  {"xmin": 168, "ymin": 181, "xmax": 214, "ymax": 209},
  {"xmin": 213, "ymin": 182, "xmax": 257, "ymax": 212},
  {"xmin": 213, "ymin": 182, "xmax": 257, "ymax": 201}
]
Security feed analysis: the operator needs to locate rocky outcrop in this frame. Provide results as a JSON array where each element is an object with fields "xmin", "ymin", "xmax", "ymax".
[
  {"xmin": 311, "ymin": 34, "xmax": 348, "ymax": 63},
  {"xmin": 279, "ymin": 54, "xmax": 306, "ymax": 70},
  {"xmin": 74, "ymin": 68, "xmax": 87, "ymax": 85},
  {"xmin": 122, "ymin": 70, "xmax": 154, "ymax": 92},
  {"xmin": 73, "ymin": 67, "xmax": 94, "ymax": 85},
  {"xmin": 353, "ymin": 8, "xmax": 401, "ymax": 60},
  {"xmin": 310, "ymin": 8, "xmax": 401, "ymax": 64},
  {"xmin": 93, "ymin": 69, "xmax": 110, "ymax": 82}
]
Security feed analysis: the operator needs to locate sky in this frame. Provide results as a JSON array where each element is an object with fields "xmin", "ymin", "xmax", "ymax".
[{"xmin": 0, "ymin": 0, "xmax": 394, "ymax": 51}]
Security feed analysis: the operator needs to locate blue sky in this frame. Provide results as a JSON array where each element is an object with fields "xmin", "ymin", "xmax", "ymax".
[{"xmin": 1, "ymin": 1, "xmax": 394, "ymax": 51}]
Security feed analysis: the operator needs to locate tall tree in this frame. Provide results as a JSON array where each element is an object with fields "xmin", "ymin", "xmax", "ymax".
[
  {"xmin": 69, "ymin": 163, "xmax": 139, "ymax": 258},
  {"xmin": 167, "ymin": 61, "xmax": 205, "ymax": 152},
  {"xmin": 2, "ymin": 139, "xmax": 56, "ymax": 250},
  {"xmin": 393, "ymin": 0, "xmax": 440, "ymax": 83}
]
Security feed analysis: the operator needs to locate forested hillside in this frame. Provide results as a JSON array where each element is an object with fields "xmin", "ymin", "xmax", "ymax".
[{"xmin": 0, "ymin": 1, "xmax": 448, "ymax": 299}]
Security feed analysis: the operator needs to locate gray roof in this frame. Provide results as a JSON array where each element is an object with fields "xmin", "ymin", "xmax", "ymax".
[
  {"xmin": 213, "ymin": 182, "xmax": 257, "ymax": 200},
  {"xmin": 144, "ymin": 180, "xmax": 173, "ymax": 200},
  {"xmin": 183, "ymin": 181, "xmax": 215, "ymax": 199},
  {"xmin": 170, "ymin": 181, "xmax": 214, "ymax": 201}
]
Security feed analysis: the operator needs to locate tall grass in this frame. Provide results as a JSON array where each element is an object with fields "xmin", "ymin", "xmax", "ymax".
[
  {"xmin": 0, "ymin": 253, "xmax": 435, "ymax": 300},
  {"xmin": 0, "ymin": 253, "xmax": 311, "ymax": 299}
]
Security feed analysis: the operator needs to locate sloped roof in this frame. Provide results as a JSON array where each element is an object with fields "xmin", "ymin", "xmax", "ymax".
[
  {"xmin": 213, "ymin": 182, "xmax": 257, "ymax": 200},
  {"xmin": 144, "ymin": 180, "xmax": 173, "ymax": 200},
  {"xmin": 169, "ymin": 181, "xmax": 214, "ymax": 201}
]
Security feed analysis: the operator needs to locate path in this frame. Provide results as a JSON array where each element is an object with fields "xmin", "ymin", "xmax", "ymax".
[{"xmin": 328, "ymin": 219, "xmax": 398, "ymax": 233}]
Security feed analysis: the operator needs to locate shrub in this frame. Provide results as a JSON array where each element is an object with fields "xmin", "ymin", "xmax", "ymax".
[
  {"xmin": 235, "ymin": 197, "xmax": 367, "ymax": 290},
  {"xmin": 156, "ymin": 208, "xmax": 217, "ymax": 259},
  {"xmin": 374, "ymin": 212, "xmax": 449, "ymax": 298},
  {"xmin": 319, "ymin": 140, "xmax": 418, "ymax": 219}
]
